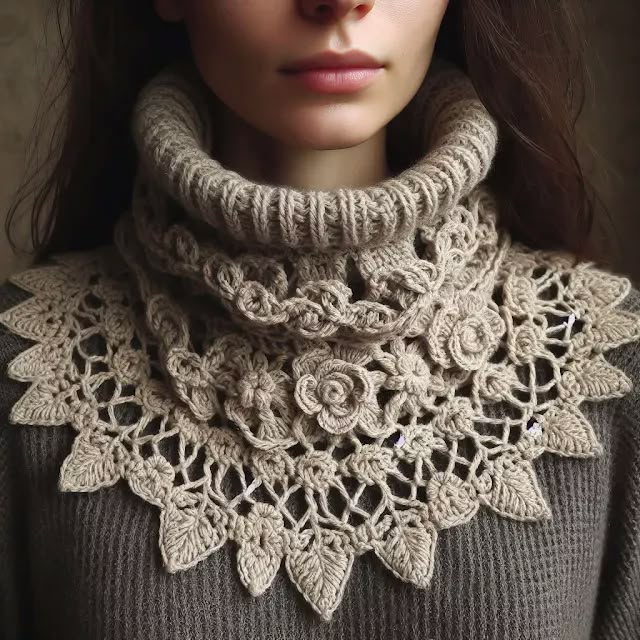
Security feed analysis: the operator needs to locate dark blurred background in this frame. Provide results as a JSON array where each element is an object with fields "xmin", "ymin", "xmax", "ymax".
[{"xmin": 0, "ymin": 0, "xmax": 639, "ymax": 282}]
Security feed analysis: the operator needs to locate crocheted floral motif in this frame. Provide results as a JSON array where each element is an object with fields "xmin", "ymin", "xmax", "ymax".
[
  {"xmin": 2, "ymin": 247, "xmax": 639, "ymax": 621},
  {"xmin": 427, "ymin": 292, "xmax": 505, "ymax": 370},
  {"xmin": 294, "ymin": 346, "xmax": 386, "ymax": 436},
  {"xmin": 221, "ymin": 341, "xmax": 296, "ymax": 449},
  {"xmin": 375, "ymin": 338, "xmax": 446, "ymax": 422}
]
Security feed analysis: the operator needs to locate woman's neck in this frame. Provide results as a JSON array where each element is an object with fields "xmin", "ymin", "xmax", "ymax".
[{"xmin": 209, "ymin": 98, "xmax": 391, "ymax": 191}]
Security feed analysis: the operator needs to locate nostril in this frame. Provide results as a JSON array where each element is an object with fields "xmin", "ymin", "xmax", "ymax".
[
  {"xmin": 315, "ymin": 4, "xmax": 333, "ymax": 19},
  {"xmin": 300, "ymin": 0, "xmax": 374, "ymax": 23}
]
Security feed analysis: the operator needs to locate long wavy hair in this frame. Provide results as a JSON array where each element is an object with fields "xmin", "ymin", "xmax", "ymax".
[{"xmin": 6, "ymin": 0, "xmax": 599, "ymax": 261}]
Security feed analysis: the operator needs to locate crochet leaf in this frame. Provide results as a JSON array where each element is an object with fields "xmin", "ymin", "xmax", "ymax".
[
  {"xmin": 286, "ymin": 530, "xmax": 354, "ymax": 622},
  {"xmin": 127, "ymin": 455, "xmax": 176, "ymax": 507},
  {"xmin": 374, "ymin": 508, "xmax": 438, "ymax": 589},
  {"xmin": 236, "ymin": 504, "xmax": 286, "ymax": 597},
  {"xmin": 59, "ymin": 432, "xmax": 122, "ymax": 491},
  {"xmin": 160, "ymin": 500, "xmax": 228, "ymax": 572},
  {"xmin": 569, "ymin": 269, "xmax": 629, "ymax": 310},
  {"xmin": 10, "ymin": 380, "xmax": 74, "ymax": 426},
  {"xmin": 591, "ymin": 309, "xmax": 640, "ymax": 351},
  {"xmin": 6, "ymin": 341, "xmax": 72, "ymax": 381},
  {"xmin": 484, "ymin": 454, "xmax": 552, "ymax": 521},
  {"xmin": 563, "ymin": 355, "xmax": 632, "ymax": 401},
  {"xmin": 9, "ymin": 264, "xmax": 82, "ymax": 298},
  {"xmin": 542, "ymin": 405, "xmax": 603, "ymax": 458},
  {"xmin": 1, "ymin": 296, "xmax": 69, "ymax": 341}
]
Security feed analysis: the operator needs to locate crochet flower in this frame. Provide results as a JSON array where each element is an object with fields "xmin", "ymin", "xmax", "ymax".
[
  {"xmin": 224, "ymin": 349, "xmax": 294, "ymax": 448},
  {"xmin": 428, "ymin": 293, "xmax": 505, "ymax": 371},
  {"xmin": 341, "ymin": 445, "xmax": 393, "ymax": 485},
  {"xmin": 510, "ymin": 320, "xmax": 548, "ymax": 365},
  {"xmin": 376, "ymin": 339, "xmax": 445, "ymax": 422},
  {"xmin": 293, "ymin": 346, "xmax": 384, "ymax": 436},
  {"xmin": 433, "ymin": 396, "xmax": 475, "ymax": 439}
]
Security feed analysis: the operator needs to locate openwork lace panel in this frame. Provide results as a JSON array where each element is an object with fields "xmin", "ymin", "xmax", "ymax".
[{"xmin": 2, "ymin": 62, "xmax": 640, "ymax": 621}]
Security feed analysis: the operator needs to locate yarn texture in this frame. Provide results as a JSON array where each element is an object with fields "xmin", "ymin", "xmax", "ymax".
[{"xmin": 2, "ymin": 62, "xmax": 640, "ymax": 624}]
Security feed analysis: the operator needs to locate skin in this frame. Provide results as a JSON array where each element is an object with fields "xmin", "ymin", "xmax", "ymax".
[{"xmin": 154, "ymin": 0, "xmax": 449, "ymax": 190}]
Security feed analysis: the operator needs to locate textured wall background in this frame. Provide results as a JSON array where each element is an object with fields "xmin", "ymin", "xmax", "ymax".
[
  {"xmin": 583, "ymin": 2, "xmax": 640, "ymax": 282},
  {"xmin": 0, "ymin": 0, "xmax": 49, "ymax": 279},
  {"xmin": 1, "ymin": 1, "xmax": 639, "ymax": 282}
]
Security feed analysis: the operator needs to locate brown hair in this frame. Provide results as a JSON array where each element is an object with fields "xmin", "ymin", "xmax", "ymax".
[{"xmin": 6, "ymin": 0, "xmax": 599, "ymax": 260}]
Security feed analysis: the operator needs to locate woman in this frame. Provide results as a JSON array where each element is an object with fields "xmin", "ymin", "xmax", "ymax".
[{"xmin": 1, "ymin": 1, "xmax": 639, "ymax": 638}]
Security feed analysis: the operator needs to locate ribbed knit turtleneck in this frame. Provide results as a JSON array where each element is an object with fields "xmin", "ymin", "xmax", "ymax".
[{"xmin": 129, "ymin": 61, "xmax": 497, "ymax": 251}]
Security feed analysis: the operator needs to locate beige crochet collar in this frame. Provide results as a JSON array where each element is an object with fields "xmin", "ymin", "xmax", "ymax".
[{"xmin": 3, "ymin": 62, "xmax": 640, "ymax": 621}]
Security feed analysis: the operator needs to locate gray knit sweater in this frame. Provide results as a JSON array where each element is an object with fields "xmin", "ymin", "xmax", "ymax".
[
  {"xmin": 2, "ymin": 61, "xmax": 640, "ymax": 639},
  {"xmin": 1, "ymin": 279, "xmax": 639, "ymax": 639}
]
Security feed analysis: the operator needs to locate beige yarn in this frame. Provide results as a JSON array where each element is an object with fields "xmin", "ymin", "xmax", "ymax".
[
  {"xmin": 2, "ymin": 61, "xmax": 640, "ymax": 622},
  {"xmin": 132, "ymin": 62, "xmax": 497, "ymax": 251}
]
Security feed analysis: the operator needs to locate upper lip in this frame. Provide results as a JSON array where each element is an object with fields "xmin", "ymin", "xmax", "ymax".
[{"xmin": 280, "ymin": 50, "xmax": 383, "ymax": 72}]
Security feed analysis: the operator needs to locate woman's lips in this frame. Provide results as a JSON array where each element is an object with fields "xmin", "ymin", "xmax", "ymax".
[{"xmin": 280, "ymin": 67, "xmax": 383, "ymax": 94}]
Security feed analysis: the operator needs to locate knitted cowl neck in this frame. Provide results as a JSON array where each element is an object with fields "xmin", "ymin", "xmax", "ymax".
[{"xmin": 2, "ymin": 61, "xmax": 640, "ymax": 621}]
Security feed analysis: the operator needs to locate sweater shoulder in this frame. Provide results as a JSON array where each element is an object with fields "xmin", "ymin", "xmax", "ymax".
[
  {"xmin": 609, "ymin": 285, "xmax": 640, "ymax": 420},
  {"xmin": 0, "ymin": 279, "xmax": 35, "ymax": 416},
  {"xmin": 0, "ymin": 249, "xmax": 123, "ymax": 415}
]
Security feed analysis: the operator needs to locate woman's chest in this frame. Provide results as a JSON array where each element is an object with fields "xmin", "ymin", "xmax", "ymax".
[{"xmin": 22, "ymin": 424, "xmax": 607, "ymax": 640}]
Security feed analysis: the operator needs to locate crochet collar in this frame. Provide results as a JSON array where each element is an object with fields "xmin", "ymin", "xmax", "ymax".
[{"xmin": 2, "ymin": 61, "xmax": 640, "ymax": 622}]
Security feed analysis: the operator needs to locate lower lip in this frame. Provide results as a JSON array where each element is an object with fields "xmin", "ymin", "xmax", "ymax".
[{"xmin": 281, "ymin": 67, "xmax": 383, "ymax": 94}]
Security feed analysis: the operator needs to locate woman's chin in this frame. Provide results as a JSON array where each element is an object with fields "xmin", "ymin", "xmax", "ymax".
[{"xmin": 273, "ymin": 109, "xmax": 384, "ymax": 150}]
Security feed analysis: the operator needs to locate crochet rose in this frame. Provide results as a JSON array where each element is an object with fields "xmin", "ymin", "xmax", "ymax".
[
  {"xmin": 428, "ymin": 293, "xmax": 505, "ymax": 370},
  {"xmin": 294, "ymin": 348, "xmax": 384, "ymax": 436}
]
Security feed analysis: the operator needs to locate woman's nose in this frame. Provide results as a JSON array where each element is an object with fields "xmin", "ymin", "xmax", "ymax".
[{"xmin": 298, "ymin": 0, "xmax": 375, "ymax": 23}]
